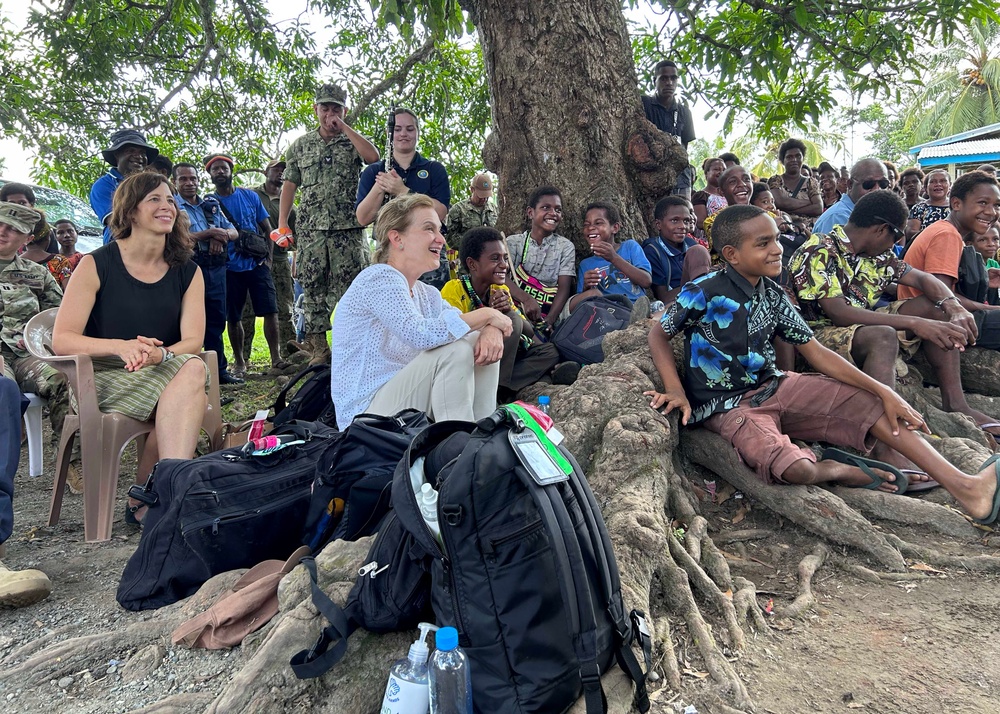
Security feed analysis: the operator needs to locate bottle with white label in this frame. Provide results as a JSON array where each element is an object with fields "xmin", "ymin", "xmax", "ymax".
[
  {"xmin": 419, "ymin": 483, "xmax": 443, "ymax": 546},
  {"xmin": 380, "ymin": 622, "xmax": 438, "ymax": 714}
]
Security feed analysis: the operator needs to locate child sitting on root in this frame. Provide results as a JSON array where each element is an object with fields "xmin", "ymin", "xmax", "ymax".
[
  {"xmin": 569, "ymin": 201, "xmax": 652, "ymax": 316},
  {"xmin": 644, "ymin": 204, "xmax": 1000, "ymax": 525}
]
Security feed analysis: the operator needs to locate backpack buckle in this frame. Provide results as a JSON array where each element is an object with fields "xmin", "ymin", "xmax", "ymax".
[
  {"xmin": 441, "ymin": 504, "xmax": 463, "ymax": 526},
  {"xmin": 126, "ymin": 483, "xmax": 158, "ymax": 507}
]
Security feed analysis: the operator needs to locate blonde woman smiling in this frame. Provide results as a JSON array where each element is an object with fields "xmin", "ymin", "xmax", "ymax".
[{"xmin": 331, "ymin": 193, "xmax": 512, "ymax": 429}]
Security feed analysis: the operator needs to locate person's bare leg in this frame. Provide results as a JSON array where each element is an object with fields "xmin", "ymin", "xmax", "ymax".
[
  {"xmin": 228, "ymin": 320, "xmax": 246, "ymax": 374},
  {"xmin": 899, "ymin": 297, "xmax": 1000, "ymax": 434},
  {"xmin": 848, "ymin": 325, "xmax": 927, "ymax": 475},
  {"xmin": 263, "ymin": 314, "xmax": 281, "ymax": 366},
  {"xmin": 128, "ymin": 360, "xmax": 208, "ymax": 516},
  {"xmin": 869, "ymin": 414, "xmax": 998, "ymax": 520},
  {"xmin": 782, "ymin": 458, "xmax": 902, "ymax": 491}
]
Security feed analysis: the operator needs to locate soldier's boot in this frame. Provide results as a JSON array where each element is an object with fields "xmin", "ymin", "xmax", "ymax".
[{"xmin": 307, "ymin": 333, "xmax": 332, "ymax": 367}]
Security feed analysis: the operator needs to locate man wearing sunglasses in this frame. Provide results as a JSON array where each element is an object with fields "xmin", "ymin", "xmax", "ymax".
[
  {"xmin": 790, "ymin": 190, "xmax": 1000, "ymax": 455},
  {"xmin": 813, "ymin": 158, "xmax": 892, "ymax": 236}
]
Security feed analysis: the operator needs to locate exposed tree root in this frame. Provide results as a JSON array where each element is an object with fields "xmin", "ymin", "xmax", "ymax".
[
  {"xmin": 831, "ymin": 558, "xmax": 933, "ymax": 582},
  {"xmin": 777, "ymin": 545, "xmax": 827, "ymax": 619},
  {"xmin": 886, "ymin": 535, "xmax": 1000, "ymax": 573},
  {"xmin": 681, "ymin": 430, "xmax": 907, "ymax": 572},
  {"xmin": 731, "ymin": 576, "xmax": 769, "ymax": 632},
  {"xmin": 653, "ymin": 614, "xmax": 683, "ymax": 691},
  {"xmin": 714, "ymin": 530, "xmax": 773, "ymax": 545},
  {"xmin": 830, "ymin": 486, "xmax": 978, "ymax": 539},
  {"xmin": 668, "ymin": 535, "xmax": 744, "ymax": 650}
]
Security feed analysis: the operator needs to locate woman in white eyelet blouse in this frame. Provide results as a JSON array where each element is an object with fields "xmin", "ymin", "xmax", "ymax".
[{"xmin": 330, "ymin": 193, "xmax": 513, "ymax": 429}]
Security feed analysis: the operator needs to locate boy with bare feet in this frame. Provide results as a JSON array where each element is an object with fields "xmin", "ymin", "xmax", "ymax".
[{"xmin": 645, "ymin": 205, "xmax": 1000, "ymax": 525}]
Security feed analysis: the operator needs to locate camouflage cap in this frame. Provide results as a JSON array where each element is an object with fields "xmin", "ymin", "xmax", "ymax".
[
  {"xmin": 315, "ymin": 83, "xmax": 347, "ymax": 106},
  {"xmin": 471, "ymin": 173, "xmax": 494, "ymax": 198},
  {"xmin": 265, "ymin": 158, "xmax": 286, "ymax": 173},
  {"xmin": 0, "ymin": 201, "xmax": 42, "ymax": 235}
]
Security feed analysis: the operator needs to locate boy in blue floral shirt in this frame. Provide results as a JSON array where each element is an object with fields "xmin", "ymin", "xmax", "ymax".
[{"xmin": 644, "ymin": 205, "xmax": 1000, "ymax": 524}]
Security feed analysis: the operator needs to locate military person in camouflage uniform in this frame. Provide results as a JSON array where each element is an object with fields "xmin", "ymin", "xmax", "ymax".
[
  {"xmin": 278, "ymin": 83, "xmax": 380, "ymax": 366},
  {"xmin": 0, "ymin": 202, "xmax": 80, "ymax": 486},
  {"xmin": 445, "ymin": 173, "xmax": 499, "ymax": 247},
  {"xmin": 243, "ymin": 159, "xmax": 297, "ymax": 362}
]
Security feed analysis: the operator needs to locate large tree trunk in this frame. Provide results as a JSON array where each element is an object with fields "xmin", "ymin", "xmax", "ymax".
[{"xmin": 469, "ymin": 0, "xmax": 686, "ymax": 250}]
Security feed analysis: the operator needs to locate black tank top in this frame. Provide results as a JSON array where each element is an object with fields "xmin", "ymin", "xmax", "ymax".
[{"xmin": 85, "ymin": 242, "xmax": 197, "ymax": 346}]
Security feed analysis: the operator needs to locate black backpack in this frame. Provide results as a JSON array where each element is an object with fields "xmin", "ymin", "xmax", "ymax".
[
  {"xmin": 301, "ymin": 409, "xmax": 430, "ymax": 551},
  {"xmin": 117, "ymin": 421, "xmax": 336, "ymax": 611},
  {"xmin": 551, "ymin": 294, "xmax": 633, "ymax": 365},
  {"xmin": 291, "ymin": 409, "xmax": 651, "ymax": 713},
  {"xmin": 271, "ymin": 364, "xmax": 336, "ymax": 428}
]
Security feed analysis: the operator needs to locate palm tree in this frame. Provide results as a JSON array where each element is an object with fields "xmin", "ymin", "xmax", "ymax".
[{"xmin": 908, "ymin": 20, "xmax": 1000, "ymax": 142}]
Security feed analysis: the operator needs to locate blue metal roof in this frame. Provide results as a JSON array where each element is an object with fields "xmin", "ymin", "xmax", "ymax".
[{"xmin": 908, "ymin": 122, "xmax": 1000, "ymax": 155}]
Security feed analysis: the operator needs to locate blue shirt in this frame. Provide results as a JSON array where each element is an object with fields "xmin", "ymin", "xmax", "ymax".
[
  {"xmin": 577, "ymin": 240, "xmax": 651, "ymax": 302},
  {"xmin": 210, "ymin": 189, "xmax": 271, "ymax": 273},
  {"xmin": 89, "ymin": 168, "xmax": 124, "ymax": 244},
  {"xmin": 176, "ymin": 194, "xmax": 234, "ymax": 234},
  {"xmin": 356, "ymin": 152, "xmax": 451, "ymax": 221},
  {"xmin": 642, "ymin": 235, "xmax": 698, "ymax": 290},
  {"xmin": 812, "ymin": 193, "xmax": 855, "ymax": 236},
  {"xmin": 659, "ymin": 268, "xmax": 814, "ymax": 424}
]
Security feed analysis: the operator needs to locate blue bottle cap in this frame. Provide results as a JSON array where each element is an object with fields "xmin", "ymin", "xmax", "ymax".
[
  {"xmin": 538, "ymin": 395, "xmax": 550, "ymax": 405},
  {"xmin": 435, "ymin": 626, "xmax": 459, "ymax": 651}
]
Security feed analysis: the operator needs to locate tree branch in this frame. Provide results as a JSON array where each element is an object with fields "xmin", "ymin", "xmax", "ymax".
[{"xmin": 346, "ymin": 36, "xmax": 436, "ymax": 123}]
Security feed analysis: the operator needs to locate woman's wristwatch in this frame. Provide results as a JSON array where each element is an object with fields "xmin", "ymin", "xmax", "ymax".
[{"xmin": 159, "ymin": 346, "xmax": 175, "ymax": 363}]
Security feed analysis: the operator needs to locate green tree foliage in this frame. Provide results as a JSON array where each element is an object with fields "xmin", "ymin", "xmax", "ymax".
[
  {"xmin": 858, "ymin": 104, "xmax": 917, "ymax": 166},
  {"xmin": 906, "ymin": 19, "xmax": 1000, "ymax": 142},
  {"xmin": 637, "ymin": 1, "xmax": 999, "ymax": 138},
  {"xmin": 0, "ymin": 0, "xmax": 487, "ymax": 198}
]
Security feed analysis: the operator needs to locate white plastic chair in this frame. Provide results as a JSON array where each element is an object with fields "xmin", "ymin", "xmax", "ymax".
[{"xmin": 22, "ymin": 393, "xmax": 45, "ymax": 478}]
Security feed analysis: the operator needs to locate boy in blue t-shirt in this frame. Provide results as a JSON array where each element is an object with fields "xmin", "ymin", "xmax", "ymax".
[
  {"xmin": 644, "ymin": 204, "xmax": 1000, "ymax": 525},
  {"xmin": 569, "ymin": 201, "xmax": 651, "ymax": 314}
]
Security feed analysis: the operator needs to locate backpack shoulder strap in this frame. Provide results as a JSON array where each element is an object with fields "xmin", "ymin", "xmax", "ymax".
[
  {"xmin": 289, "ymin": 556, "xmax": 360, "ymax": 679},
  {"xmin": 272, "ymin": 364, "xmax": 330, "ymax": 415}
]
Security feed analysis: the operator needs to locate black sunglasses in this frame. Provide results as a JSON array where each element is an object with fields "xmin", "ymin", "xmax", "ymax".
[
  {"xmin": 875, "ymin": 215, "xmax": 904, "ymax": 242},
  {"xmin": 861, "ymin": 178, "xmax": 891, "ymax": 190}
]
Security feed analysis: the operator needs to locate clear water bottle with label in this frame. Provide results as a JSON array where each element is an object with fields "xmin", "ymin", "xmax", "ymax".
[
  {"xmin": 429, "ymin": 627, "xmax": 472, "ymax": 713},
  {"xmin": 380, "ymin": 623, "xmax": 437, "ymax": 714}
]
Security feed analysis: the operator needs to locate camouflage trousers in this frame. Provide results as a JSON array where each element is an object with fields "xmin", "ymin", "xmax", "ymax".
[
  {"xmin": 297, "ymin": 228, "xmax": 368, "ymax": 335},
  {"xmin": 3, "ymin": 352, "xmax": 73, "ymax": 439},
  {"xmin": 241, "ymin": 250, "xmax": 296, "ymax": 361}
]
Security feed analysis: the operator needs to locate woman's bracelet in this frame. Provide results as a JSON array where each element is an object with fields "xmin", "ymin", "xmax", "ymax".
[
  {"xmin": 934, "ymin": 295, "xmax": 959, "ymax": 311},
  {"xmin": 158, "ymin": 346, "xmax": 175, "ymax": 363}
]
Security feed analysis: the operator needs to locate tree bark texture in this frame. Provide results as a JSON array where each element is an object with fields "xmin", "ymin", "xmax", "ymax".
[{"xmin": 470, "ymin": 0, "xmax": 687, "ymax": 252}]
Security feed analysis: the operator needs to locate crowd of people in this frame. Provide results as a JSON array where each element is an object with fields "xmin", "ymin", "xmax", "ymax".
[{"xmin": 3, "ymin": 62, "xmax": 1000, "ymax": 609}]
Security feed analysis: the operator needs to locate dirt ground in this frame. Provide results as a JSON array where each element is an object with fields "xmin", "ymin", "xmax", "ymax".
[{"xmin": 1, "ymin": 376, "xmax": 998, "ymax": 714}]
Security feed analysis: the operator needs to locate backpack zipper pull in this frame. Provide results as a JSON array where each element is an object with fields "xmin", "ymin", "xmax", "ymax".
[{"xmin": 358, "ymin": 561, "xmax": 378, "ymax": 577}]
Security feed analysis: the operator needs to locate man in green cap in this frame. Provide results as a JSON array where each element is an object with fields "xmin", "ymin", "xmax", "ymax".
[
  {"xmin": 0, "ymin": 202, "xmax": 81, "ymax": 493},
  {"xmin": 278, "ymin": 82, "xmax": 380, "ymax": 366},
  {"xmin": 445, "ymin": 173, "xmax": 499, "ymax": 246}
]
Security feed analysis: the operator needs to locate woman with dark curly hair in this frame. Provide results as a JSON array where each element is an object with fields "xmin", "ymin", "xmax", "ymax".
[
  {"xmin": 53, "ymin": 171, "xmax": 208, "ymax": 524},
  {"xmin": 767, "ymin": 138, "xmax": 823, "ymax": 230}
]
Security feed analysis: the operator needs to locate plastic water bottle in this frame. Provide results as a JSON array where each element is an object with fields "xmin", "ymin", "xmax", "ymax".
[
  {"xmin": 419, "ymin": 483, "xmax": 442, "ymax": 546},
  {"xmin": 429, "ymin": 627, "xmax": 472, "ymax": 714},
  {"xmin": 537, "ymin": 395, "xmax": 550, "ymax": 414},
  {"xmin": 380, "ymin": 623, "xmax": 438, "ymax": 714}
]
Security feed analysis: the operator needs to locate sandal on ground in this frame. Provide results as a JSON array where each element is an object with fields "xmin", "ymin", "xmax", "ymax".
[
  {"xmin": 899, "ymin": 469, "xmax": 939, "ymax": 494},
  {"xmin": 820, "ymin": 447, "xmax": 909, "ymax": 494},
  {"xmin": 974, "ymin": 455, "xmax": 1000, "ymax": 526}
]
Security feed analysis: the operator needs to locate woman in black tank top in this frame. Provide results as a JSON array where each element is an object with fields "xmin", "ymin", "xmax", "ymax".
[{"xmin": 53, "ymin": 172, "xmax": 208, "ymax": 525}]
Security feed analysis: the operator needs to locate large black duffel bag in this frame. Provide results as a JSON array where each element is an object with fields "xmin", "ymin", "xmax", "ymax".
[{"xmin": 117, "ymin": 421, "xmax": 335, "ymax": 611}]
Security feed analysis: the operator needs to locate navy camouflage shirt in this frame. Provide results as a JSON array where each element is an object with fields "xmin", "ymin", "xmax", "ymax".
[{"xmin": 659, "ymin": 267, "xmax": 814, "ymax": 423}]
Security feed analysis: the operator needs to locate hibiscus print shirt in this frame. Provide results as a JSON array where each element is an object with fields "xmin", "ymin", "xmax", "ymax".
[{"xmin": 659, "ymin": 267, "xmax": 814, "ymax": 423}]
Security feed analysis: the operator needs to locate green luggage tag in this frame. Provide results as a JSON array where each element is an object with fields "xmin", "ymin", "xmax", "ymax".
[{"xmin": 503, "ymin": 403, "xmax": 573, "ymax": 485}]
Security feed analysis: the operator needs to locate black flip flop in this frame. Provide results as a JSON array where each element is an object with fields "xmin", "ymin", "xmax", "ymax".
[
  {"xmin": 974, "ymin": 455, "xmax": 1000, "ymax": 526},
  {"xmin": 820, "ymin": 447, "xmax": 909, "ymax": 494},
  {"xmin": 900, "ymin": 469, "xmax": 939, "ymax": 494}
]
